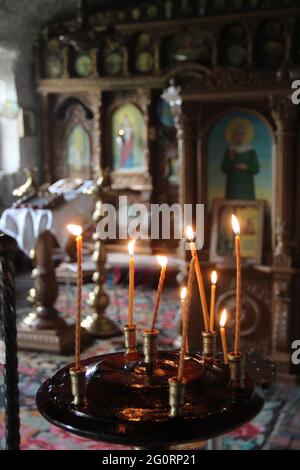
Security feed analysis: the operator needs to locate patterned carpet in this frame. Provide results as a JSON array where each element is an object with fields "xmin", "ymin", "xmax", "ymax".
[{"xmin": 1, "ymin": 280, "xmax": 300, "ymax": 450}]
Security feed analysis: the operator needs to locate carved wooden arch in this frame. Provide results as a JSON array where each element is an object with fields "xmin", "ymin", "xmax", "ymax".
[
  {"xmin": 105, "ymin": 90, "xmax": 152, "ymax": 190},
  {"xmin": 53, "ymin": 95, "xmax": 95, "ymax": 180}
]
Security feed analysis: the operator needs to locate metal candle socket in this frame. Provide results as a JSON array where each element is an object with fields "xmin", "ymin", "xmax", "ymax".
[
  {"xmin": 168, "ymin": 377, "xmax": 186, "ymax": 417},
  {"xmin": 228, "ymin": 352, "xmax": 245, "ymax": 389},
  {"xmin": 202, "ymin": 330, "xmax": 217, "ymax": 357},
  {"xmin": 143, "ymin": 329, "xmax": 159, "ymax": 364},
  {"xmin": 124, "ymin": 324, "xmax": 137, "ymax": 354},
  {"xmin": 69, "ymin": 367, "xmax": 86, "ymax": 406}
]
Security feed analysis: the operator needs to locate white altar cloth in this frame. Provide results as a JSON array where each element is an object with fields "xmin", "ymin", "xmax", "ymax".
[{"xmin": 0, "ymin": 193, "xmax": 94, "ymax": 255}]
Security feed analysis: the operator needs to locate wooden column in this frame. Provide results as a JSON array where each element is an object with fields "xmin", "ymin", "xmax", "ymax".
[
  {"xmin": 89, "ymin": 93, "xmax": 102, "ymax": 179},
  {"xmin": 173, "ymin": 103, "xmax": 197, "ymax": 263},
  {"xmin": 270, "ymin": 95, "xmax": 298, "ymax": 377},
  {"xmin": 270, "ymin": 95, "xmax": 297, "ymax": 266},
  {"xmin": 40, "ymin": 93, "xmax": 53, "ymax": 182}
]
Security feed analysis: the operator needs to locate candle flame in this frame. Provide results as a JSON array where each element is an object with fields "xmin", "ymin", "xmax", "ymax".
[
  {"xmin": 67, "ymin": 224, "xmax": 83, "ymax": 237},
  {"xmin": 180, "ymin": 286, "xmax": 187, "ymax": 301},
  {"xmin": 185, "ymin": 225, "xmax": 195, "ymax": 241},
  {"xmin": 220, "ymin": 309, "xmax": 227, "ymax": 328},
  {"xmin": 231, "ymin": 214, "xmax": 240, "ymax": 235},
  {"xmin": 211, "ymin": 270, "xmax": 217, "ymax": 285},
  {"xmin": 156, "ymin": 255, "xmax": 168, "ymax": 267},
  {"xmin": 128, "ymin": 240, "xmax": 135, "ymax": 257}
]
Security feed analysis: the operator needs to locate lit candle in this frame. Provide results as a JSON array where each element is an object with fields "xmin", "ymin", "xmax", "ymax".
[
  {"xmin": 180, "ymin": 286, "xmax": 187, "ymax": 350},
  {"xmin": 151, "ymin": 255, "xmax": 168, "ymax": 331},
  {"xmin": 186, "ymin": 226, "xmax": 209, "ymax": 333},
  {"xmin": 180, "ymin": 286, "xmax": 187, "ymax": 325},
  {"xmin": 128, "ymin": 240, "xmax": 135, "ymax": 327},
  {"xmin": 220, "ymin": 309, "xmax": 228, "ymax": 364},
  {"xmin": 232, "ymin": 214, "xmax": 241, "ymax": 355},
  {"xmin": 67, "ymin": 224, "xmax": 83, "ymax": 370},
  {"xmin": 177, "ymin": 259, "xmax": 195, "ymax": 382},
  {"xmin": 209, "ymin": 270, "xmax": 218, "ymax": 331}
]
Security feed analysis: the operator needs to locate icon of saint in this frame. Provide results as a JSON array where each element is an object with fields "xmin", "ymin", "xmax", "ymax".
[{"xmin": 221, "ymin": 119, "xmax": 260, "ymax": 200}]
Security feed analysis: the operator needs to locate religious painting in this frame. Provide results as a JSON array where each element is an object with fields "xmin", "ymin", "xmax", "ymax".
[
  {"xmin": 210, "ymin": 199, "xmax": 264, "ymax": 265},
  {"xmin": 207, "ymin": 111, "xmax": 273, "ymax": 211},
  {"xmin": 156, "ymin": 99, "xmax": 178, "ymax": 186},
  {"xmin": 112, "ymin": 103, "xmax": 145, "ymax": 172},
  {"xmin": 66, "ymin": 125, "xmax": 91, "ymax": 179}
]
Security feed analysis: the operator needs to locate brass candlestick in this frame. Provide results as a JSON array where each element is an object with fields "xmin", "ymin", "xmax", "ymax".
[
  {"xmin": 168, "ymin": 377, "xmax": 186, "ymax": 417},
  {"xmin": 202, "ymin": 330, "xmax": 217, "ymax": 358},
  {"xmin": 84, "ymin": 172, "xmax": 120, "ymax": 338},
  {"xmin": 124, "ymin": 324, "xmax": 137, "ymax": 354},
  {"xmin": 12, "ymin": 167, "xmax": 38, "ymax": 198},
  {"xmin": 69, "ymin": 367, "xmax": 86, "ymax": 406},
  {"xmin": 228, "ymin": 352, "xmax": 245, "ymax": 389},
  {"xmin": 143, "ymin": 329, "xmax": 159, "ymax": 365}
]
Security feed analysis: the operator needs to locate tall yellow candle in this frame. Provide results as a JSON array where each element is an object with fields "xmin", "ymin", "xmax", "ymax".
[
  {"xmin": 177, "ymin": 259, "xmax": 195, "ymax": 382},
  {"xmin": 232, "ymin": 214, "xmax": 241, "ymax": 355},
  {"xmin": 220, "ymin": 309, "xmax": 228, "ymax": 364},
  {"xmin": 128, "ymin": 240, "xmax": 135, "ymax": 327},
  {"xmin": 186, "ymin": 226, "xmax": 209, "ymax": 333},
  {"xmin": 209, "ymin": 270, "xmax": 217, "ymax": 331},
  {"xmin": 180, "ymin": 286, "xmax": 187, "ymax": 327},
  {"xmin": 180, "ymin": 286, "xmax": 187, "ymax": 350},
  {"xmin": 151, "ymin": 256, "xmax": 168, "ymax": 331},
  {"xmin": 67, "ymin": 224, "xmax": 83, "ymax": 370}
]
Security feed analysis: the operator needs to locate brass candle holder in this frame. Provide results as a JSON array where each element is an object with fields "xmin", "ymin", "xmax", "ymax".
[
  {"xmin": 84, "ymin": 172, "xmax": 120, "ymax": 338},
  {"xmin": 124, "ymin": 324, "xmax": 137, "ymax": 354},
  {"xmin": 202, "ymin": 330, "xmax": 217, "ymax": 358},
  {"xmin": 69, "ymin": 367, "xmax": 86, "ymax": 406},
  {"xmin": 143, "ymin": 329, "xmax": 159, "ymax": 365},
  {"xmin": 228, "ymin": 352, "xmax": 245, "ymax": 389},
  {"xmin": 168, "ymin": 377, "xmax": 186, "ymax": 417}
]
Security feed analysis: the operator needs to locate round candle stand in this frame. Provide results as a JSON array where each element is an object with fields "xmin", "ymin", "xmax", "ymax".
[{"xmin": 36, "ymin": 350, "xmax": 273, "ymax": 449}]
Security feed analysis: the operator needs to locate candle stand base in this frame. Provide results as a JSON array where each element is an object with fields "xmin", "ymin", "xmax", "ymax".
[
  {"xmin": 124, "ymin": 324, "xmax": 137, "ymax": 354},
  {"xmin": 36, "ymin": 350, "xmax": 273, "ymax": 447},
  {"xmin": 202, "ymin": 330, "xmax": 217, "ymax": 358},
  {"xmin": 228, "ymin": 352, "xmax": 245, "ymax": 389},
  {"xmin": 168, "ymin": 377, "xmax": 186, "ymax": 417},
  {"xmin": 70, "ymin": 367, "xmax": 86, "ymax": 406},
  {"xmin": 84, "ymin": 313, "xmax": 121, "ymax": 339},
  {"xmin": 18, "ymin": 323, "xmax": 91, "ymax": 355},
  {"xmin": 143, "ymin": 329, "xmax": 159, "ymax": 365}
]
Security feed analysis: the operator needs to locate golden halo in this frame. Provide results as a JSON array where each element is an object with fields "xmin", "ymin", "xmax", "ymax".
[{"xmin": 225, "ymin": 118, "xmax": 254, "ymax": 145}]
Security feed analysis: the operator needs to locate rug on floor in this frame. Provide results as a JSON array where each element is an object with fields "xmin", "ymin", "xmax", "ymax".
[{"xmin": 1, "ymin": 282, "xmax": 300, "ymax": 450}]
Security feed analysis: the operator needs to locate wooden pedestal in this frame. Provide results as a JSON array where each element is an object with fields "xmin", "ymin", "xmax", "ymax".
[{"xmin": 17, "ymin": 324, "xmax": 90, "ymax": 355}]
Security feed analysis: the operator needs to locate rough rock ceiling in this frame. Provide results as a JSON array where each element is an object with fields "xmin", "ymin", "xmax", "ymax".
[
  {"xmin": 0, "ymin": 0, "xmax": 79, "ymax": 54},
  {"xmin": 0, "ymin": 0, "xmax": 141, "ymax": 55}
]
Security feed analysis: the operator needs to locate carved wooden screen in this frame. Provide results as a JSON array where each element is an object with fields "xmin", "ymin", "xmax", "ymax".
[{"xmin": 53, "ymin": 98, "xmax": 94, "ymax": 181}]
